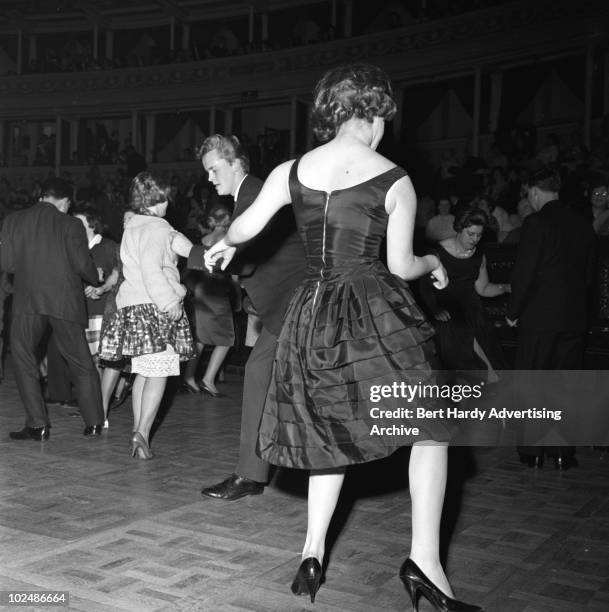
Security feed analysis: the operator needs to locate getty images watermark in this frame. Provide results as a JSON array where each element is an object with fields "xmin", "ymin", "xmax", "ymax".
[{"xmin": 367, "ymin": 381, "xmax": 562, "ymax": 437}]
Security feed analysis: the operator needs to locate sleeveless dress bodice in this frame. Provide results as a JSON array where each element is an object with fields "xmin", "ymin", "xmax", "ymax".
[
  {"xmin": 257, "ymin": 159, "xmax": 450, "ymax": 469},
  {"xmin": 295, "ymin": 167, "xmax": 398, "ymax": 283}
]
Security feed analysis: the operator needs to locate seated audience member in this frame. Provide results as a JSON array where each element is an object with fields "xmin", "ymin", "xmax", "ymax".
[
  {"xmin": 536, "ymin": 133, "xmax": 559, "ymax": 165},
  {"xmin": 503, "ymin": 198, "xmax": 534, "ymax": 244},
  {"xmin": 473, "ymin": 195, "xmax": 499, "ymax": 244},
  {"xmin": 425, "ymin": 196, "xmax": 456, "ymax": 243},
  {"xmin": 589, "ymin": 176, "xmax": 609, "ymax": 236}
]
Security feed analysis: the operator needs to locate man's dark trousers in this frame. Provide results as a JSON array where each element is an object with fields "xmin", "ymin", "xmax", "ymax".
[
  {"xmin": 235, "ymin": 326, "xmax": 276, "ymax": 482},
  {"xmin": 11, "ymin": 314, "xmax": 103, "ymax": 428}
]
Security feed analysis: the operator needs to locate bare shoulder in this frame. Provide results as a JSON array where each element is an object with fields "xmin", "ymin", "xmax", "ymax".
[
  {"xmin": 271, "ymin": 159, "xmax": 296, "ymax": 175},
  {"xmin": 385, "ymin": 174, "xmax": 414, "ymax": 215}
]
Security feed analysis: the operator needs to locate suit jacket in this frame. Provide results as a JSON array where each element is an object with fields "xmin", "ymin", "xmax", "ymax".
[
  {"xmin": 1, "ymin": 201, "xmax": 99, "ymax": 327},
  {"xmin": 507, "ymin": 199, "xmax": 596, "ymax": 333},
  {"xmin": 188, "ymin": 174, "xmax": 305, "ymax": 336}
]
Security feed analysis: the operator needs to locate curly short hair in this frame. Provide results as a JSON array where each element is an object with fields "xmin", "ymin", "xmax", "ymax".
[
  {"xmin": 453, "ymin": 206, "xmax": 489, "ymax": 233},
  {"xmin": 129, "ymin": 172, "xmax": 170, "ymax": 214},
  {"xmin": 311, "ymin": 63, "xmax": 397, "ymax": 142},
  {"xmin": 197, "ymin": 134, "xmax": 250, "ymax": 174}
]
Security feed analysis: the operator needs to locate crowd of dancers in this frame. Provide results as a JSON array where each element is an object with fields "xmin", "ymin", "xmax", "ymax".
[{"xmin": 2, "ymin": 61, "xmax": 606, "ymax": 611}]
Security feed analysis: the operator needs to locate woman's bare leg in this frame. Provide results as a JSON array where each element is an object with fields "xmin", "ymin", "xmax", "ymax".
[
  {"xmin": 301, "ymin": 470, "xmax": 346, "ymax": 563},
  {"xmin": 100, "ymin": 366, "xmax": 121, "ymax": 421},
  {"xmin": 134, "ymin": 376, "xmax": 167, "ymax": 443},
  {"xmin": 201, "ymin": 345, "xmax": 230, "ymax": 394},
  {"xmin": 408, "ymin": 442, "xmax": 453, "ymax": 597},
  {"xmin": 183, "ymin": 342, "xmax": 203, "ymax": 389}
]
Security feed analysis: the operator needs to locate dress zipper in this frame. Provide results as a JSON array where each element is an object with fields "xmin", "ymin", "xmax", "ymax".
[{"xmin": 312, "ymin": 191, "xmax": 331, "ymax": 308}]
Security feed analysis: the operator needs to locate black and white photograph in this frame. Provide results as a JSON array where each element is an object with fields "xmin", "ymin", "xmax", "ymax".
[{"xmin": 0, "ymin": 1, "xmax": 608, "ymax": 610}]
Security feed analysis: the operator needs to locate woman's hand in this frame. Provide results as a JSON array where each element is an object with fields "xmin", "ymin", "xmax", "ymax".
[
  {"xmin": 434, "ymin": 309, "xmax": 451, "ymax": 322},
  {"xmin": 164, "ymin": 302, "xmax": 182, "ymax": 322},
  {"xmin": 501, "ymin": 283, "xmax": 511, "ymax": 294},
  {"xmin": 204, "ymin": 238, "xmax": 236, "ymax": 272},
  {"xmin": 430, "ymin": 262, "xmax": 448, "ymax": 290},
  {"xmin": 84, "ymin": 285, "xmax": 100, "ymax": 300}
]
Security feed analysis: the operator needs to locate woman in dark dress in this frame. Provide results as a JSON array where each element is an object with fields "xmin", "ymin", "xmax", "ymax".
[
  {"xmin": 420, "ymin": 206, "xmax": 510, "ymax": 380},
  {"xmin": 205, "ymin": 64, "xmax": 481, "ymax": 612},
  {"xmin": 182, "ymin": 205, "xmax": 238, "ymax": 396}
]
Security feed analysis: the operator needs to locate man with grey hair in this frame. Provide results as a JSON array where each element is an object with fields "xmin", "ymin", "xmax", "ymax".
[{"xmin": 187, "ymin": 134, "xmax": 305, "ymax": 499}]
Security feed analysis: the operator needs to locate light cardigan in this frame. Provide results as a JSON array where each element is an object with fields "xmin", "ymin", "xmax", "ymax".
[{"xmin": 116, "ymin": 214, "xmax": 186, "ymax": 311}]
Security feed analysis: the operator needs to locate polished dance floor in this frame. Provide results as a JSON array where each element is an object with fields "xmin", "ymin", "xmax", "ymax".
[{"xmin": 1, "ymin": 361, "xmax": 608, "ymax": 612}]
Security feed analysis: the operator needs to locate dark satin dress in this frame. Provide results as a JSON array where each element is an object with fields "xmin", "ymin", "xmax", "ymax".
[
  {"xmin": 257, "ymin": 160, "xmax": 450, "ymax": 470},
  {"xmin": 420, "ymin": 244, "xmax": 506, "ymax": 373},
  {"xmin": 185, "ymin": 269, "xmax": 235, "ymax": 347}
]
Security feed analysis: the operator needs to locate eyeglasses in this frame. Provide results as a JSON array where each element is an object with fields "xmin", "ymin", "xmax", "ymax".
[{"xmin": 592, "ymin": 191, "xmax": 608, "ymax": 198}]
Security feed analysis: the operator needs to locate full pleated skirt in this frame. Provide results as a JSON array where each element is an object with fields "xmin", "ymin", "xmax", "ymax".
[
  {"xmin": 258, "ymin": 265, "xmax": 451, "ymax": 469},
  {"xmin": 98, "ymin": 303, "xmax": 195, "ymax": 361}
]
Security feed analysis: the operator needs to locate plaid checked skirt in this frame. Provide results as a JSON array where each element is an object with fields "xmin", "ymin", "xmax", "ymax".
[{"xmin": 98, "ymin": 303, "xmax": 194, "ymax": 362}]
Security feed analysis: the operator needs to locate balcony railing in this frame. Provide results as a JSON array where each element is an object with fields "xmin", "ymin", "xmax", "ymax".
[{"xmin": 0, "ymin": 0, "xmax": 604, "ymax": 118}]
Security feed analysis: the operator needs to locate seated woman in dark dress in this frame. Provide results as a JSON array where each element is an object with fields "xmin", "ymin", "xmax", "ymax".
[{"xmin": 420, "ymin": 206, "xmax": 510, "ymax": 381}]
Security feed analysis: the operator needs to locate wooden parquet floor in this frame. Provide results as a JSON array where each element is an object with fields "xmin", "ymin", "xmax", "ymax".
[{"xmin": 1, "ymin": 361, "xmax": 608, "ymax": 612}]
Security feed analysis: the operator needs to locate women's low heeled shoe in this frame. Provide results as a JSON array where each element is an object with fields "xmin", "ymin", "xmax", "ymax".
[
  {"xmin": 180, "ymin": 382, "xmax": 201, "ymax": 394},
  {"xmin": 399, "ymin": 559, "xmax": 482, "ymax": 612},
  {"xmin": 131, "ymin": 432, "xmax": 153, "ymax": 460},
  {"xmin": 291, "ymin": 557, "xmax": 322, "ymax": 603},
  {"xmin": 198, "ymin": 381, "xmax": 224, "ymax": 398}
]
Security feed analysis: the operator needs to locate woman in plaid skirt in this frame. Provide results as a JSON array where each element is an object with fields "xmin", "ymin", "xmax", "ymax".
[{"xmin": 99, "ymin": 172, "xmax": 194, "ymax": 459}]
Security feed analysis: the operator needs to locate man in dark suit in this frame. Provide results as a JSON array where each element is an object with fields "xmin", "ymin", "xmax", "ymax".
[
  {"xmin": 507, "ymin": 166, "xmax": 596, "ymax": 468},
  {"xmin": 1, "ymin": 177, "xmax": 105, "ymax": 440},
  {"xmin": 187, "ymin": 135, "xmax": 305, "ymax": 500}
]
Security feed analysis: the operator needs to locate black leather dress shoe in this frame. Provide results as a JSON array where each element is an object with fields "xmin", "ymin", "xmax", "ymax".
[
  {"xmin": 552, "ymin": 454, "xmax": 578, "ymax": 470},
  {"xmin": 519, "ymin": 452, "xmax": 544, "ymax": 468},
  {"xmin": 83, "ymin": 425, "xmax": 103, "ymax": 436},
  {"xmin": 201, "ymin": 473, "xmax": 264, "ymax": 500},
  {"xmin": 10, "ymin": 426, "xmax": 50, "ymax": 441}
]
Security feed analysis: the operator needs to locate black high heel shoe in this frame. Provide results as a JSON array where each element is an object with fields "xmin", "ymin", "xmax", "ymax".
[
  {"xmin": 399, "ymin": 559, "xmax": 482, "ymax": 612},
  {"xmin": 291, "ymin": 557, "xmax": 322, "ymax": 603}
]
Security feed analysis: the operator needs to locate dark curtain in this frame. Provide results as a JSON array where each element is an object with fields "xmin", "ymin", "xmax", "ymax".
[
  {"xmin": 451, "ymin": 76, "xmax": 474, "ymax": 118},
  {"xmin": 401, "ymin": 82, "xmax": 448, "ymax": 138},
  {"xmin": 189, "ymin": 110, "xmax": 209, "ymax": 135},
  {"xmin": 497, "ymin": 63, "xmax": 549, "ymax": 129},
  {"xmin": 155, "ymin": 113, "xmax": 189, "ymax": 151},
  {"xmin": 553, "ymin": 56, "xmax": 584, "ymax": 104},
  {"xmin": 450, "ymin": 74, "xmax": 491, "ymax": 133}
]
